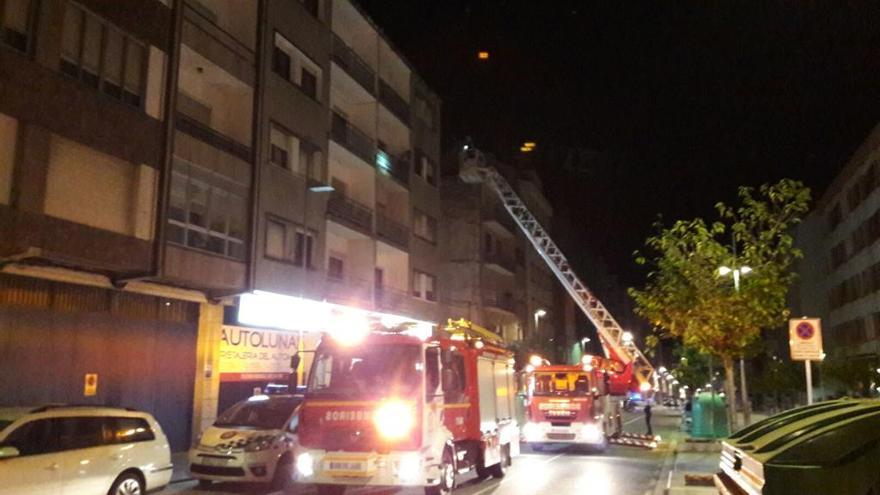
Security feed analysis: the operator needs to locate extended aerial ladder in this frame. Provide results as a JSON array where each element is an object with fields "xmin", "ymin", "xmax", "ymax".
[{"xmin": 459, "ymin": 146, "xmax": 654, "ymax": 392}]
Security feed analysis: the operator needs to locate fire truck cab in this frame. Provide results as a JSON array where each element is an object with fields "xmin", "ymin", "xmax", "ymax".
[
  {"xmin": 521, "ymin": 358, "xmax": 624, "ymax": 451},
  {"xmin": 295, "ymin": 319, "xmax": 519, "ymax": 495}
]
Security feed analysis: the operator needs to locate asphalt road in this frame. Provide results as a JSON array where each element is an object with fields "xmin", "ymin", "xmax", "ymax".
[{"xmin": 163, "ymin": 409, "xmax": 680, "ymax": 495}]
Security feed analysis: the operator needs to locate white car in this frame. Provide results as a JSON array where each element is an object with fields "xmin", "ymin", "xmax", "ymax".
[
  {"xmin": 189, "ymin": 394, "xmax": 302, "ymax": 489},
  {"xmin": 0, "ymin": 405, "xmax": 173, "ymax": 495}
]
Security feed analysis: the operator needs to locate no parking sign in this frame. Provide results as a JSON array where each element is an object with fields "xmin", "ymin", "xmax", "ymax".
[{"xmin": 789, "ymin": 318, "xmax": 823, "ymax": 361}]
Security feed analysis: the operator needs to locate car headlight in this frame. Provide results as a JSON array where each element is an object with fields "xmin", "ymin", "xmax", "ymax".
[
  {"xmin": 244, "ymin": 436, "xmax": 277, "ymax": 452},
  {"xmin": 374, "ymin": 400, "xmax": 415, "ymax": 441},
  {"xmin": 581, "ymin": 423, "xmax": 603, "ymax": 443},
  {"xmin": 395, "ymin": 453, "xmax": 421, "ymax": 481},
  {"xmin": 296, "ymin": 452, "xmax": 314, "ymax": 477}
]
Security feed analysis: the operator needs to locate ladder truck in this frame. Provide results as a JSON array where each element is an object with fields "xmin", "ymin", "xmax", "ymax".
[{"xmin": 458, "ymin": 146, "xmax": 655, "ymax": 395}]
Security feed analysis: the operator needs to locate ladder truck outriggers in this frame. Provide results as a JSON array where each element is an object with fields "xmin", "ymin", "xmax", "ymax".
[
  {"xmin": 294, "ymin": 319, "xmax": 520, "ymax": 495},
  {"xmin": 458, "ymin": 145, "xmax": 657, "ymax": 447}
]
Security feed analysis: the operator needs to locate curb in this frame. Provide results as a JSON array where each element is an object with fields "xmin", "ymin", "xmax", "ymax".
[{"xmin": 653, "ymin": 439, "xmax": 678, "ymax": 495}]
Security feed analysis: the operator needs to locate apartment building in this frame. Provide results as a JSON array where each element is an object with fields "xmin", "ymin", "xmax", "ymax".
[
  {"xmin": 792, "ymin": 123, "xmax": 880, "ymax": 375},
  {"xmin": 0, "ymin": 0, "xmax": 442, "ymax": 450}
]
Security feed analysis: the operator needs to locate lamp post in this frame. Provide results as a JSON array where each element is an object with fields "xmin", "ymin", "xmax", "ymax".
[
  {"xmin": 718, "ymin": 245, "xmax": 753, "ymax": 426},
  {"xmin": 534, "ymin": 308, "xmax": 547, "ymax": 335}
]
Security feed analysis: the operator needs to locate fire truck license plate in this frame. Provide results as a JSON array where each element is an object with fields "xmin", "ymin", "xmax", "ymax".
[{"xmin": 325, "ymin": 460, "xmax": 368, "ymax": 475}]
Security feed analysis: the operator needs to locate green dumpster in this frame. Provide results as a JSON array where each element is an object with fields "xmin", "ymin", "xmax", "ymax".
[{"xmin": 691, "ymin": 392, "xmax": 729, "ymax": 438}]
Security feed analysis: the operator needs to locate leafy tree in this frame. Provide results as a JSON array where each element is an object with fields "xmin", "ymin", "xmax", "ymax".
[
  {"xmin": 672, "ymin": 343, "xmax": 711, "ymax": 391},
  {"xmin": 630, "ymin": 180, "xmax": 810, "ymax": 429}
]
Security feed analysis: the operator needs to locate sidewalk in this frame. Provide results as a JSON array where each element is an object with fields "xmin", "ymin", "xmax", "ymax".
[
  {"xmin": 170, "ymin": 452, "xmax": 193, "ymax": 484},
  {"xmin": 652, "ymin": 410, "xmax": 769, "ymax": 495}
]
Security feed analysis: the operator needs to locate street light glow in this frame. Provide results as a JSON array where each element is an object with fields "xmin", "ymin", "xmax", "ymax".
[
  {"xmin": 529, "ymin": 354, "xmax": 544, "ymax": 367},
  {"xmin": 718, "ymin": 266, "xmax": 732, "ymax": 276},
  {"xmin": 658, "ymin": 366, "xmax": 667, "ymax": 374},
  {"xmin": 622, "ymin": 331, "xmax": 634, "ymax": 343},
  {"xmin": 534, "ymin": 308, "xmax": 547, "ymax": 318},
  {"xmin": 739, "ymin": 266, "xmax": 752, "ymax": 274}
]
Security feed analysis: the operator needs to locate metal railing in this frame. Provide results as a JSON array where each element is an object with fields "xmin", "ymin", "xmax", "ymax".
[
  {"xmin": 483, "ymin": 291, "xmax": 518, "ymax": 313},
  {"xmin": 331, "ymin": 34, "xmax": 376, "ymax": 95},
  {"xmin": 379, "ymin": 79, "xmax": 410, "ymax": 125},
  {"xmin": 376, "ymin": 214, "xmax": 409, "ymax": 249},
  {"xmin": 327, "ymin": 191, "xmax": 373, "ymax": 234},
  {"xmin": 330, "ymin": 112, "xmax": 376, "ymax": 165}
]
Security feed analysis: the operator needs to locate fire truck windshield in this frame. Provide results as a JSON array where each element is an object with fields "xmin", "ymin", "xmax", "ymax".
[
  {"xmin": 532, "ymin": 372, "xmax": 592, "ymax": 397},
  {"xmin": 308, "ymin": 343, "xmax": 422, "ymax": 399}
]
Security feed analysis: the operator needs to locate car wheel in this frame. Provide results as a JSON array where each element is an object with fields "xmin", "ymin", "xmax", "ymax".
[
  {"xmin": 316, "ymin": 484, "xmax": 346, "ymax": 495},
  {"xmin": 425, "ymin": 448, "xmax": 455, "ymax": 495},
  {"xmin": 108, "ymin": 472, "xmax": 144, "ymax": 495},
  {"xmin": 272, "ymin": 453, "xmax": 294, "ymax": 490},
  {"xmin": 489, "ymin": 444, "xmax": 510, "ymax": 479}
]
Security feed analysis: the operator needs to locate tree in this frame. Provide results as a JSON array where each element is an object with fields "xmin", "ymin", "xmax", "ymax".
[
  {"xmin": 630, "ymin": 180, "xmax": 810, "ymax": 429},
  {"xmin": 672, "ymin": 343, "xmax": 711, "ymax": 392}
]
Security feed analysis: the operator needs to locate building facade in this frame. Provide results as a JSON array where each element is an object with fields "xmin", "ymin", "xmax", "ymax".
[
  {"xmin": 792, "ymin": 123, "xmax": 880, "ymax": 372},
  {"xmin": 0, "ymin": 0, "xmax": 441, "ymax": 451}
]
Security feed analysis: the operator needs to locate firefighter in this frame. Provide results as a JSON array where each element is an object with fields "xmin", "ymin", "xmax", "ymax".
[{"xmin": 644, "ymin": 403, "xmax": 653, "ymax": 436}]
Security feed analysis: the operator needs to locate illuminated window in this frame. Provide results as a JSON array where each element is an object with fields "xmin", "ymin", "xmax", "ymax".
[{"xmin": 413, "ymin": 270, "xmax": 437, "ymax": 302}]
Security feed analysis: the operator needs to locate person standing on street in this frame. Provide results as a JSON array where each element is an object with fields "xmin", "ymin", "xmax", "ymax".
[{"xmin": 645, "ymin": 403, "xmax": 653, "ymax": 436}]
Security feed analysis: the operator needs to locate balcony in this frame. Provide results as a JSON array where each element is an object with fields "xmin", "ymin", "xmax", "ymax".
[
  {"xmin": 376, "ymin": 150, "xmax": 409, "ymax": 185},
  {"xmin": 324, "ymin": 274, "xmax": 371, "ymax": 305},
  {"xmin": 483, "ymin": 291, "xmax": 517, "ymax": 314},
  {"xmin": 483, "ymin": 250, "xmax": 516, "ymax": 275},
  {"xmin": 379, "ymin": 79, "xmax": 410, "ymax": 125},
  {"xmin": 376, "ymin": 214, "xmax": 409, "ymax": 250},
  {"xmin": 331, "ymin": 111, "xmax": 376, "ymax": 165},
  {"xmin": 375, "ymin": 286, "xmax": 409, "ymax": 312},
  {"xmin": 175, "ymin": 112, "xmax": 251, "ymax": 161},
  {"xmin": 484, "ymin": 203, "xmax": 516, "ymax": 234},
  {"xmin": 327, "ymin": 191, "xmax": 373, "ymax": 235},
  {"xmin": 331, "ymin": 34, "xmax": 376, "ymax": 95}
]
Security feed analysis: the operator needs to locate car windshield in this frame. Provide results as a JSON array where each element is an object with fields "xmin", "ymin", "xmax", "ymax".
[
  {"xmin": 532, "ymin": 372, "xmax": 591, "ymax": 397},
  {"xmin": 307, "ymin": 343, "xmax": 421, "ymax": 399},
  {"xmin": 213, "ymin": 397, "xmax": 301, "ymax": 429}
]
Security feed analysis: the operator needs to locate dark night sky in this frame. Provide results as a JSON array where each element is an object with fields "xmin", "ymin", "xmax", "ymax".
[{"xmin": 360, "ymin": 0, "xmax": 880, "ymax": 287}]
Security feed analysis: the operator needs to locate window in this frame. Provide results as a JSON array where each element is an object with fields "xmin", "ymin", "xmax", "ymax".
[
  {"xmin": 273, "ymin": 32, "xmax": 322, "ymax": 102},
  {"xmin": 413, "ymin": 209, "xmax": 437, "ymax": 243},
  {"xmin": 265, "ymin": 219, "xmax": 286, "ymax": 259},
  {"xmin": 109, "ymin": 417, "xmax": 154, "ymax": 443},
  {"xmin": 425, "ymin": 347, "xmax": 441, "ymax": 399},
  {"xmin": 413, "ymin": 95, "xmax": 436, "ymax": 130},
  {"xmin": 328, "ymin": 256, "xmax": 344, "ymax": 280},
  {"xmin": 293, "ymin": 230, "xmax": 314, "ymax": 267},
  {"xmin": 415, "ymin": 152, "xmax": 437, "ymax": 186},
  {"xmin": 168, "ymin": 158, "xmax": 248, "ymax": 260},
  {"xmin": 441, "ymin": 351, "xmax": 467, "ymax": 403},
  {"xmin": 413, "ymin": 270, "xmax": 437, "ymax": 301},
  {"xmin": 57, "ymin": 417, "xmax": 106, "ymax": 451},
  {"xmin": 269, "ymin": 122, "xmax": 322, "ymax": 176},
  {"xmin": 59, "ymin": 3, "xmax": 146, "ymax": 107},
  {"xmin": 2, "ymin": 0, "xmax": 33, "ymax": 51},
  {"xmin": 0, "ymin": 419, "xmax": 57, "ymax": 456}
]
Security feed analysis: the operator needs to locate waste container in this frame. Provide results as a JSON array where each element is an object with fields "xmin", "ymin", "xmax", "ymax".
[{"xmin": 690, "ymin": 392, "xmax": 730, "ymax": 438}]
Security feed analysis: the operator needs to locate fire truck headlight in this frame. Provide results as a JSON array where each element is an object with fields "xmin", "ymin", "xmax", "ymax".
[
  {"xmin": 581, "ymin": 423, "xmax": 603, "ymax": 443},
  {"xmin": 296, "ymin": 452, "xmax": 314, "ymax": 478},
  {"xmin": 396, "ymin": 453, "xmax": 421, "ymax": 481},
  {"xmin": 374, "ymin": 400, "xmax": 415, "ymax": 441},
  {"xmin": 522, "ymin": 422, "xmax": 542, "ymax": 442}
]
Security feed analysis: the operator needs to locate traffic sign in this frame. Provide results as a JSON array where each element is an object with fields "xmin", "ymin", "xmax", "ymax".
[
  {"xmin": 83, "ymin": 373, "xmax": 98, "ymax": 396},
  {"xmin": 789, "ymin": 318, "xmax": 823, "ymax": 361}
]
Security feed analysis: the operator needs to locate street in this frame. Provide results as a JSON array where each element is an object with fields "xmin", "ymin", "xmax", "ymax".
[{"xmin": 163, "ymin": 410, "xmax": 677, "ymax": 495}]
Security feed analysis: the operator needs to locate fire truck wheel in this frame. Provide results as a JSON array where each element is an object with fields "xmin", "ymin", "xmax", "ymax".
[
  {"xmin": 425, "ymin": 448, "xmax": 455, "ymax": 495},
  {"xmin": 316, "ymin": 484, "xmax": 346, "ymax": 495},
  {"xmin": 488, "ymin": 444, "xmax": 510, "ymax": 479}
]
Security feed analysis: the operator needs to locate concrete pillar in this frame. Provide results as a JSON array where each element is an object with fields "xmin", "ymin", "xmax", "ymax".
[{"xmin": 190, "ymin": 302, "xmax": 224, "ymax": 445}]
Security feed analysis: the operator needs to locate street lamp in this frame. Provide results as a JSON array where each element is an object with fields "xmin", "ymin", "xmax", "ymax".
[
  {"xmin": 534, "ymin": 308, "xmax": 547, "ymax": 335},
  {"xmin": 718, "ymin": 265, "xmax": 752, "ymax": 291}
]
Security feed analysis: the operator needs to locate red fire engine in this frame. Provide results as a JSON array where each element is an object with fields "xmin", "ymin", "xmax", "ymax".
[
  {"xmin": 294, "ymin": 319, "xmax": 519, "ymax": 495},
  {"xmin": 521, "ymin": 355, "xmax": 626, "ymax": 451}
]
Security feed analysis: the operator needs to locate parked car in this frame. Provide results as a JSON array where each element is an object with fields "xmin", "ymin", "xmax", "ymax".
[
  {"xmin": 714, "ymin": 399, "xmax": 880, "ymax": 495},
  {"xmin": 189, "ymin": 393, "xmax": 303, "ymax": 489},
  {"xmin": 0, "ymin": 405, "xmax": 173, "ymax": 495}
]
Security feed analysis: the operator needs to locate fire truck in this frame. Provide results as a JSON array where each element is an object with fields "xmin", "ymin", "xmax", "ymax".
[
  {"xmin": 520, "ymin": 355, "xmax": 627, "ymax": 451},
  {"xmin": 294, "ymin": 319, "xmax": 519, "ymax": 495}
]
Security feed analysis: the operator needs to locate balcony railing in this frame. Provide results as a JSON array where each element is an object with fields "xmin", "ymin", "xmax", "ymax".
[
  {"xmin": 483, "ymin": 291, "xmax": 517, "ymax": 313},
  {"xmin": 375, "ymin": 286, "xmax": 409, "ymax": 312},
  {"xmin": 175, "ymin": 112, "xmax": 251, "ymax": 162},
  {"xmin": 376, "ymin": 150, "xmax": 410, "ymax": 185},
  {"xmin": 331, "ymin": 34, "xmax": 376, "ymax": 95},
  {"xmin": 327, "ymin": 191, "xmax": 373, "ymax": 234},
  {"xmin": 379, "ymin": 79, "xmax": 410, "ymax": 125},
  {"xmin": 483, "ymin": 250, "xmax": 516, "ymax": 274},
  {"xmin": 331, "ymin": 111, "xmax": 376, "ymax": 165},
  {"xmin": 376, "ymin": 214, "xmax": 409, "ymax": 249}
]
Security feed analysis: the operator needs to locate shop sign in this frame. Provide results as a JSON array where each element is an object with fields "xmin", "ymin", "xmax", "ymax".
[{"xmin": 219, "ymin": 325, "xmax": 299, "ymax": 375}]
